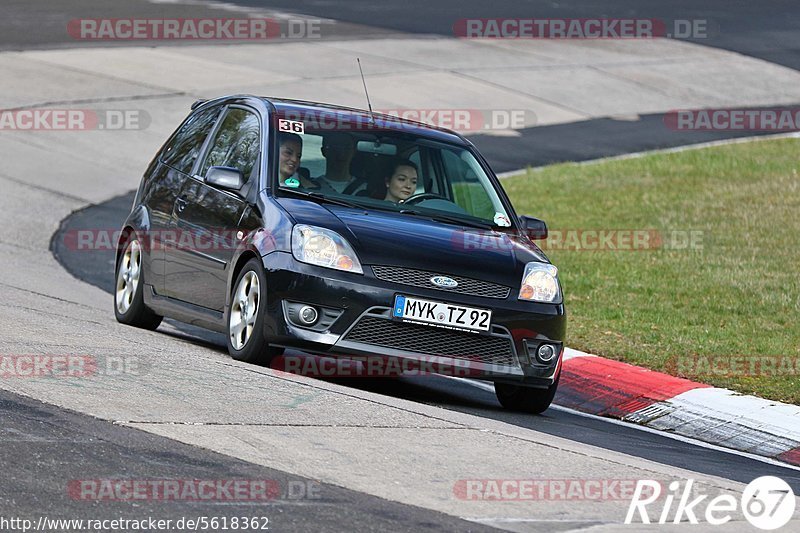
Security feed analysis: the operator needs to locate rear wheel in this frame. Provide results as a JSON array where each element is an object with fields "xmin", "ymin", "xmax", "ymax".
[
  {"xmin": 114, "ymin": 235, "xmax": 162, "ymax": 330},
  {"xmin": 226, "ymin": 258, "xmax": 283, "ymax": 365},
  {"xmin": 495, "ymin": 372, "xmax": 560, "ymax": 414}
]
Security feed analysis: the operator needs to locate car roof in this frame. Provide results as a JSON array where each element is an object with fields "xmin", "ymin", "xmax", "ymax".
[{"xmin": 262, "ymin": 97, "xmax": 470, "ymax": 146}]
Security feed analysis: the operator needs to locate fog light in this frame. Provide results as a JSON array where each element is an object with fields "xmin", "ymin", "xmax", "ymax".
[
  {"xmin": 537, "ymin": 344, "xmax": 556, "ymax": 363},
  {"xmin": 298, "ymin": 305, "xmax": 318, "ymax": 325}
]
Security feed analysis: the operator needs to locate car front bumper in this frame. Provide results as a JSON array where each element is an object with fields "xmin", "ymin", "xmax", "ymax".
[{"xmin": 260, "ymin": 252, "xmax": 566, "ymax": 387}]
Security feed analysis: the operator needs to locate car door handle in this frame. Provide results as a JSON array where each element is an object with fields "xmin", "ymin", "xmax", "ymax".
[{"xmin": 175, "ymin": 197, "xmax": 188, "ymax": 212}]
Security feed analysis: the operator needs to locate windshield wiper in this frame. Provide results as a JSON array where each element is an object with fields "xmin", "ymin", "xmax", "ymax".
[
  {"xmin": 280, "ymin": 188, "xmax": 498, "ymax": 229},
  {"xmin": 398, "ymin": 208, "xmax": 495, "ymax": 230},
  {"xmin": 278, "ymin": 187, "xmax": 365, "ymax": 210}
]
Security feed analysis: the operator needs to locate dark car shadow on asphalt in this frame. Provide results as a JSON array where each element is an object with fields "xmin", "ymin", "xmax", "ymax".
[
  {"xmin": 327, "ymin": 375, "xmax": 497, "ymax": 410},
  {"xmin": 154, "ymin": 321, "xmax": 508, "ymax": 412},
  {"xmin": 152, "ymin": 321, "xmax": 502, "ymax": 410},
  {"xmin": 157, "ymin": 320, "xmax": 228, "ymax": 352}
]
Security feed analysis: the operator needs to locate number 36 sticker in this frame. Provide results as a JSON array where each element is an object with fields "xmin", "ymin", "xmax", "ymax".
[{"xmin": 278, "ymin": 119, "xmax": 304, "ymax": 134}]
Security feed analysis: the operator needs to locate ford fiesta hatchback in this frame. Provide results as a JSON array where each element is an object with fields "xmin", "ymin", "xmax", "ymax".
[{"xmin": 114, "ymin": 95, "xmax": 566, "ymax": 413}]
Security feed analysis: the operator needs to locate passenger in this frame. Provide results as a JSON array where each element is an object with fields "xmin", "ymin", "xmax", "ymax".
[
  {"xmin": 277, "ymin": 132, "xmax": 316, "ymax": 188},
  {"xmin": 315, "ymin": 133, "xmax": 364, "ymax": 194},
  {"xmin": 384, "ymin": 159, "xmax": 419, "ymax": 204}
]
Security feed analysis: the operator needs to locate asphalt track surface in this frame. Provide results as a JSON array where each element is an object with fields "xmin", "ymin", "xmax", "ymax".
[
  {"xmin": 5, "ymin": 0, "xmax": 800, "ymax": 72},
  {"xmin": 236, "ymin": 0, "xmax": 800, "ymax": 71},
  {"xmin": 52, "ymin": 191, "xmax": 800, "ymax": 497},
  {"xmin": 2, "ymin": 0, "xmax": 795, "ymax": 171},
  {"xmin": 0, "ymin": 390, "xmax": 497, "ymax": 532},
  {"xmin": 6, "ymin": 0, "xmax": 800, "ymax": 529}
]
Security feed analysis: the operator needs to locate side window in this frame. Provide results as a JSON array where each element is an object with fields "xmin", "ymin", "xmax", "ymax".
[
  {"xmin": 162, "ymin": 107, "xmax": 221, "ymax": 174},
  {"xmin": 441, "ymin": 149, "xmax": 495, "ymax": 220},
  {"xmin": 200, "ymin": 108, "xmax": 261, "ymax": 181}
]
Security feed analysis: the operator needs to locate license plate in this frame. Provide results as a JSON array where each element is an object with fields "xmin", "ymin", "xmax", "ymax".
[{"xmin": 392, "ymin": 295, "xmax": 492, "ymax": 333}]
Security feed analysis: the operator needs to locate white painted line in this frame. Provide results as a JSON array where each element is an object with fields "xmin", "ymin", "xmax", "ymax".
[
  {"xmin": 563, "ymin": 347, "xmax": 594, "ymax": 360},
  {"xmin": 548, "ymin": 403, "xmax": 800, "ymax": 472},
  {"xmin": 452, "ymin": 377, "xmax": 800, "ymax": 472},
  {"xmin": 148, "ymin": 0, "xmax": 338, "ymax": 22},
  {"xmin": 643, "ymin": 388, "xmax": 800, "ymax": 457},
  {"xmin": 671, "ymin": 387, "xmax": 800, "ymax": 426},
  {"xmin": 463, "ymin": 517, "xmax": 604, "ymax": 523}
]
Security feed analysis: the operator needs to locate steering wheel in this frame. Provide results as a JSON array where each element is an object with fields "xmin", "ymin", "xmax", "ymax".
[{"xmin": 401, "ymin": 192, "xmax": 449, "ymax": 205}]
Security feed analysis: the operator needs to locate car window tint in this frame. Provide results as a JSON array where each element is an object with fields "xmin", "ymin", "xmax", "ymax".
[
  {"xmin": 441, "ymin": 149, "xmax": 495, "ymax": 220},
  {"xmin": 201, "ymin": 108, "xmax": 261, "ymax": 180},
  {"xmin": 162, "ymin": 107, "xmax": 220, "ymax": 174},
  {"xmin": 273, "ymin": 113, "xmax": 511, "ymax": 226}
]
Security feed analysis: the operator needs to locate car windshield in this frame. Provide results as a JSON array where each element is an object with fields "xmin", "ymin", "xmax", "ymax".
[{"xmin": 273, "ymin": 111, "xmax": 514, "ymax": 229}]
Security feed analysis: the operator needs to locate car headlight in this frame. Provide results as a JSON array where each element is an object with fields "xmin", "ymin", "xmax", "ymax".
[
  {"xmin": 292, "ymin": 225, "xmax": 363, "ymax": 274},
  {"xmin": 518, "ymin": 262, "xmax": 561, "ymax": 303}
]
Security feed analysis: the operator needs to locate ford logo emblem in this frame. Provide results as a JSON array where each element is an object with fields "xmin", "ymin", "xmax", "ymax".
[{"xmin": 430, "ymin": 276, "xmax": 458, "ymax": 289}]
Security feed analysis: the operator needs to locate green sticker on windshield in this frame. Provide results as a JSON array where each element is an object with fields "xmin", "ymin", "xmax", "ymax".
[{"xmin": 284, "ymin": 178, "xmax": 300, "ymax": 188}]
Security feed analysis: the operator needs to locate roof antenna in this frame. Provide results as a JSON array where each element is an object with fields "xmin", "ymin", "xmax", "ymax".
[{"xmin": 357, "ymin": 58, "xmax": 375, "ymax": 124}]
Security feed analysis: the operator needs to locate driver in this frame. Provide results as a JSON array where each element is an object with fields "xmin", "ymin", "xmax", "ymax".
[{"xmin": 384, "ymin": 159, "xmax": 418, "ymax": 203}]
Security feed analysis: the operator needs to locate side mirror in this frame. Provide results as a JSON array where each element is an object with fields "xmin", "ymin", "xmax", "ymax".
[
  {"xmin": 205, "ymin": 166, "xmax": 244, "ymax": 191},
  {"xmin": 520, "ymin": 215, "xmax": 548, "ymax": 240}
]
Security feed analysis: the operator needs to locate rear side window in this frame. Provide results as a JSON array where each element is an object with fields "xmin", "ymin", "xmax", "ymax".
[
  {"xmin": 161, "ymin": 107, "xmax": 221, "ymax": 174},
  {"xmin": 200, "ymin": 108, "xmax": 261, "ymax": 181}
]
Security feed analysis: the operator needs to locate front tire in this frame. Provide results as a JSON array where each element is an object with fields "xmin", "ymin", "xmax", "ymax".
[
  {"xmin": 495, "ymin": 372, "xmax": 560, "ymax": 414},
  {"xmin": 226, "ymin": 258, "xmax": 283, "ymax": 365},
  {"xmin": 114, "ymin": 235, "xmax": 162, "ymax": 330}
]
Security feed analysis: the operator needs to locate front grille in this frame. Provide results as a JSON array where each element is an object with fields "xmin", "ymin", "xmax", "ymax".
[
  {"xmin": 343, "ymin": 316, "xmax": 517, "ymax": 366},
  {"xmin": 371, "ymin": 265, "xmax": 511, "ymax": 299}
]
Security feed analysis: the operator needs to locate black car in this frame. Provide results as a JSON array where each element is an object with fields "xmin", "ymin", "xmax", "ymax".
[{"xmin": 114, "ymin": 95, "xmax": 566, "ymax": 413}]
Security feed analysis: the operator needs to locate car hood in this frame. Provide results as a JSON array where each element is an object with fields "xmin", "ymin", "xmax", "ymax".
[{"xmin": 276, "ymin": 198, "xmax": 548, "ymax": 285}]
